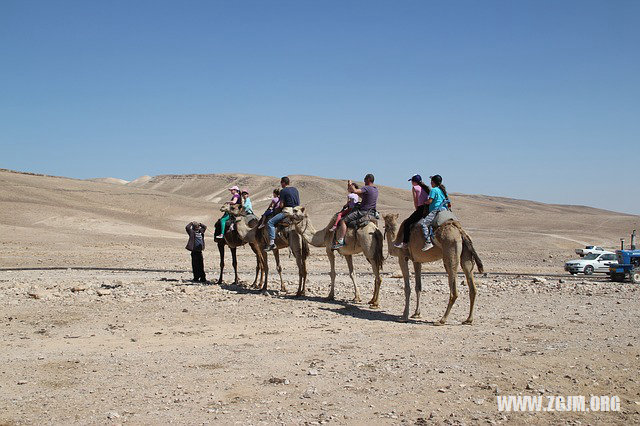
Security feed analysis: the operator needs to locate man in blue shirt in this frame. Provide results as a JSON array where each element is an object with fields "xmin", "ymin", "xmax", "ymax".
[{"xmin": 265, "ymin": 176, "xmax": 300, "ymax": 251}]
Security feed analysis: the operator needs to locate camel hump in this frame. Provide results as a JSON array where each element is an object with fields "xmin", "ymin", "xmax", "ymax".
[{"xmin": 433, "ymin": 210, "xmax": 458, "ymax": 228}]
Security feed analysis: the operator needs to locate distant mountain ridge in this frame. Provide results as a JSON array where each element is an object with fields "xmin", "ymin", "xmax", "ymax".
[{"xmin": 1, "ymin": 168, "xmax": 638, "ymax": 270}]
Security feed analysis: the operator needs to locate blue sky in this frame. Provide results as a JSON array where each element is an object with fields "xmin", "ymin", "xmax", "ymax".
[{"xmin": 1, "ymin": 0, "xmax": 638, "ymax": 214}]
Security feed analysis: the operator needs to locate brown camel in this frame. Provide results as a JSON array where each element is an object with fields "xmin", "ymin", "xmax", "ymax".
[
  {"xmin": 228, "ymin": 206, "xmax": 309, "ymax": 296},
  {"xmin": 216, "ymin": 204, "xmax": 262, "ymax": 286},
  {"xmin": 284, "ymin": 206, "xmax": 384, "ymax": 307},
  {"xmin": 382, "ymin": 213, "xmax": 484, "ymax": 324}
]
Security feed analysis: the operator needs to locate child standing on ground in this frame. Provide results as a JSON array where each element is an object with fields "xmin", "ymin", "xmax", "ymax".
[{"xmin": 185, "ymin": 221, "xmax": 207, "ymax": 282}]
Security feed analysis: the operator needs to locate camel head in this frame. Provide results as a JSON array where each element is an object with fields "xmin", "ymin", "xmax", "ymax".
[
  {"xmin": 283, "ymin": 206, "xmax": 305, "ymax": 222},
  {"xmin": 284, "ymin": 206, "xmax": 308, "ymax": 232},
  {"xmin": 382, "ymin": 213, "xmax": 400, "ymax": 238},
  {"xmin": 220, "ymin": 204, "xmax": 231, "ymax": 213}
]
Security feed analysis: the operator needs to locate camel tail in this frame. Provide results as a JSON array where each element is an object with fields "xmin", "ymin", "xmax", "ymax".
[
  {"xmin": 450, "ymin": 221, "xmax": 484, "ymax": 274},
  {"xmin": 373, "ymin": 228, "xmax": 384, "ymax": 271}
]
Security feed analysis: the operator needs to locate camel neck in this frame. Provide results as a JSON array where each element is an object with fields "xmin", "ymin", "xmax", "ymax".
[
  {"xmin": 299, "ymin": 217, "xmax": 325, "ymax": 247},
  {"xmin": 235, "ymin": 217, "xmax": 251, "ymax": 239},
  {"xmin": 385, "ymin": 225, "xmax": 401, "ymax": 256}
]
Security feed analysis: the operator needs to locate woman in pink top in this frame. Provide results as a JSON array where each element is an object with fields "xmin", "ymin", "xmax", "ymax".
[
  {"xmin": 394, "ymin": 174, "xmax": 430, "ymax": 248},
  {"xmin": 217, "ymin": 186, "xmax": 242, "ymax": 239},
  {"xmin": 330, "ymin": 183, "xmax": 360, "ymax": 232}
]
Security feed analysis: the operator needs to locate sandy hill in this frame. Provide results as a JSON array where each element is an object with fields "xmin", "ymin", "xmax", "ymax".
[
  {"xmin": 124, "ymin": 173, "xmax": 640, "ymax": 271},
  {"xmin": 0, "ymin": 169, "xmax": 215, "ymax": 268},
  {"xmin": 0, "ymin": 169, "xmax": 637, "ymax": 271},
  {"xmin": 128, "ymin": 172, "xmax": 638, "ymax": 243},
  {"xmin": 87, "ymin": 177, "xmax": 129, "ymax": 185}
]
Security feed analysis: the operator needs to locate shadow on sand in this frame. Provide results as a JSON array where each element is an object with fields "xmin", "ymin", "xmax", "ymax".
[{"xmin": 169, "ymin": 279, "xmax": 437, "ymax": 324}]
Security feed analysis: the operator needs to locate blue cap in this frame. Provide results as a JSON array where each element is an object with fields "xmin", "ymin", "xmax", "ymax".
[{"xmin": 409, "ymin": 174, "xmax": 422, "ymax": 182}]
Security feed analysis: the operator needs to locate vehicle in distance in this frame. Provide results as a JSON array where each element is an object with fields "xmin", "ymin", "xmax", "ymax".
[
  {"xmin": 574, "ymin": 245, "xmax": 606, "ymax": 257},
  {"xmin": 565, "ymin": 252, "xmax": 616, "ymax": 275}
]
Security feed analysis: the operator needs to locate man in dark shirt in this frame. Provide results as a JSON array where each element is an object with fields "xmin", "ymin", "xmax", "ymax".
[
  {"xmin": 332, "ymin": 173, "xmax": 379, "ymax": 250},
  {"xmin": 186, "ymin": 221, "xmax": 207, "ymax": 282},
  {"xmin": 266, "ymin": 176, "xmax": 300, "ymax": 251}
]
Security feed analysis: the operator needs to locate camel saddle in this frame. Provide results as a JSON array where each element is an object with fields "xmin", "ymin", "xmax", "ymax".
[
  {"xmin": 408, "ymin": 210, "xmax": 458, "ymax": 235},
  {"xmin": 433, "ymin": 210, "xmax": 458, "ymax": 228},
  {"xmin": 347, "ymin": 209, "xmax": 380, "ymax": 230}
]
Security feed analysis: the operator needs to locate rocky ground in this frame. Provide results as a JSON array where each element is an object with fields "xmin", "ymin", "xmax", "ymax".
[
  {"xmin": 1, "ymin": 169, "xmax": 639, "ymax": 424},
  {"xmin": 1, "ymin": 261, "xmax": 639, "ymax": 425}
]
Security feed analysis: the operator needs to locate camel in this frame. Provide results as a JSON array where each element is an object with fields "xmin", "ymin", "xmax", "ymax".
[
  {"xmin": 284, "ymin": 206, "xmax": 384, "ymax": 307},
  {"xmin": 382, "ymin": 212, "xmax": 484, "ymax": 324},
  {"xmin": 215, "ymin": 204, "xmax": 262, "ymax": 286},
  {"xmin": 227, "ymin": 205, "xmax": 309, "ymax": 296}
]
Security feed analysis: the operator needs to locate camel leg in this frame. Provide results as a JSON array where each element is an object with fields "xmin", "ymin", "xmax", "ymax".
[
  {"xmin": 461, "ymin": 251, "xmax": 477, "ymax": 325},
  {"xmin": 300, "ymin": 261, "xmax": 308, "ymax": 297},
  {"xmin": 368, "ymin": 262, "xmax": 381, "ymax": 309},
  {"xmin": 250, "ymin": 245, "xmax": 261, "ymax": 288},
  {"xmin": 369, "ymin": 258, "xmax": 383, "ymax": 309},
  {"xmin": 252, "ymin": 256, "xmax": 262, "ymax": 288},
  {"xmin": 231, "ymin": 247, "xmax": 239, "ymax": 285},
  {"xmin": 345, "ymin": 255, "xmax": 361, "ymax": 303},
  {"xmin": 326, "ymin": 248, "xmax": 336, "ymax": 300},
  {"xmin": 260, "ymin": 249, "xmax": 269, "ymax": 294},
  {"xmin": 295, "ymin": 255, "xmax": 304, "ymax": 297},
  {"xmin": 437, "ymin": 248, "xmax": 460, "ymax": 325},
  {"xmin": 273, "ymin": 250, "xmax": 286, "ymax": 293},
  {"xmin": 301, "ymin": 250, "xmax": 308, "ymax": 296},
  {"xmin": 295, "ymin": 254, "xmax": 307, "ymax": 297},
  {"xmin": 216, "ymin": 241, "xmax": 225, "ymax": 284},
  {"xmin": 399, "ymin": 255, "xmax": 412, "ymax": 322},
  {"xmin": 411, "ymin": 262, "xmax": 422, "ymax": 318}
]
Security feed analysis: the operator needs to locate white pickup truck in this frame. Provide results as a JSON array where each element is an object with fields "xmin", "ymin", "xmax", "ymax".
[{"xmin": 575, "ymin": 245, "xmax": 606, "ymax": 257}]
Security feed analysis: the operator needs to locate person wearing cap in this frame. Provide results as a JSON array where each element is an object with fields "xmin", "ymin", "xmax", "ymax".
[
  {"xmin": 265, "ymin": 176, "xmax": 300, "ymax": 251},
  {"xmin": 417, "ymin": 174, "xmax": 451, "ymax": 251},
  {"xmin": 394, "ymin": 174, "xmax": 431, "ymax": 249},
  {"xmin": 241, "ymin": 189, "xmax": 253, "ymax": 215},
  {"xmin": 216, "ymin": 186, "xmax": 242, "ymax": 239}
]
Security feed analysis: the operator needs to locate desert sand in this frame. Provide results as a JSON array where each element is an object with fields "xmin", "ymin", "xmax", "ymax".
[{"xmin": 1, "ymin": 168, "xmax": 639, "ymax": 425}]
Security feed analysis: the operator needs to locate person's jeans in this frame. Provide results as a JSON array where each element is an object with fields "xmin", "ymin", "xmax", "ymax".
[
  {"xmin": 420, "ymin": 208, "xmax": 447, "ymax": 242},
  {"xmin": 267, "ymin": 212, "xmax": 286, "ymax": 242}
]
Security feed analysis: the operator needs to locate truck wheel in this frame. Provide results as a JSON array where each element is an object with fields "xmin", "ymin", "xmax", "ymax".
[
  {"xmin": 631, "ymin": 269, "xmax": 640, "ymax": 284},
  {"xmin": 584, "ymin": 265, "xmax": 594, "ymax": 275}
]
